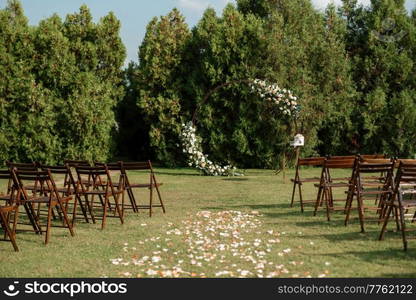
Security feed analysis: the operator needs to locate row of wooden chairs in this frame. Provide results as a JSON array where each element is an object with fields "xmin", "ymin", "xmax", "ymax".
[
  {"xmin": 291, "ymin": 154, "xmax": 416, "ymax": 251},
  {"xmin": 0, "ymin": 160, "xmax": 165, "ymax": 251}
]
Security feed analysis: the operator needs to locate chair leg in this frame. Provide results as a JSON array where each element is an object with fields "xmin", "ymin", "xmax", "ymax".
[
  {"xmin": 155, "ymin": 185, "xmax": 165, "ymax": 214},
  {"xmin": 122, "ymin": 190, "xmax": 125, "ymax": 219},
  {"xmin": 45, "ymin": 203, "xmax": 52, "ymax": 244},
  {"xmin": 298, "ymin": 183, "xmax": 304, "ymax": 213},
  {"xmin": 290, "ymin": 181, "xmax": 297, "ymax": 207},
  {"xmin": 102, "ymin": 195, "xmax": 109, "ymax": 230},
  {"xmin": 0, "ymin": 210, "xmax": 18, "ymax": 252},
  {"xmin": 12, "ymin": 207, "xmax": 18, "ymax": 239},
  {"xmin": 84, "ymin": 195, "xmax": 95, "ymax": 224},
  {"xmin": 76, "ymin": 194, "xmax": 89, "ymax": 223},
  {"xmin": 25, "ymin": 203, "xmax": 41, "ymax": 234},
  {"xmin": 357, "ymin": 193, "xmax": 365, "ymax": 233},
  {"xmin": 313, "ymin": 185, "xmax": 323, "ymax": 216},
  {"xmin": 344, "ymin": 190, "xmax": 354, "ymax": 226},
  {"xmin": 149, "ymin": 186, "xmax": 153, "ymax": 218},
  {"xmin": 71, "ymin": 196, "xmax": 78, "ymax": 227},
  {"xmin": 399, "ymin": 205, "xmax": 408, "ymax": 251},
  {"xmin": 324, "ymin": 188, "xmax": 331, "ymax": 221},
  {"xmin": 59, "ymin": 201, "xmax": 74, "ymax": 237},
  {"xmin": 113, "ymin": 194, "xmax": 124, "ymax": 224},
  {"xmin": 379, "ymin": 204, "xmax": 393, "ymax": 241},
  {"xmin": 394, "ymin": 207, "xmax": 401, "ymax": 231}
]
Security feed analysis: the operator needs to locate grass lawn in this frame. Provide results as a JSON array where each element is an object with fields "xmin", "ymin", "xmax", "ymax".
[{"xmin": 1, "ymin": 167, "xmax": 415, "ymax": 278}]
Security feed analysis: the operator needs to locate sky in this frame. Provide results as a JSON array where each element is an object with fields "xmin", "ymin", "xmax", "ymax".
[{"xmin": 1, "ymin": 0, "xmax": 415, "ymax": 65}]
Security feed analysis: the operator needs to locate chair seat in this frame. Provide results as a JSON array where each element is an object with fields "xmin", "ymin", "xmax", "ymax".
[
  {"xmin": 56, "ymin": 187, "xmax": 75, "ymax": 194},
  {"xmin": 79, "ymin": 189, "xmax": 123, "ymax": 196},
  {"xmin": 0, "ymin": 194, "xmax": 13, "ymax": 201},
  {"xmin": 323, "ymin": 182, "xmax": 351, "ymax": 188},
  {"xmin": 26, "ymin": 195, "xmax": 72, "ymax": 203},
  {"xmin": 129, "ymin": 183, "xmax": 163, "ymax": 188},
  {"xmin": 0, "ymin": 205, "xmax": 17, "ymax": 212},
  {"xmin": 400, "ymin": 200, "xmax": 416, "ymax": 207}
]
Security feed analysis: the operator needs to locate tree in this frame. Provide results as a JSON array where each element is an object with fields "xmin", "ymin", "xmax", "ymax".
[
  {"xmin": 342, "ymin": 0, "xmax": 416, "ymax": 156},
  {"xmin": 237, "ymin": 0, "xmax": 357, "ymax": 159},
  {"xmin": 0, "ymin": 0, "xmax": 58, "ymax": 163},
  {"xmin": 0, "ymin": 1, "xmax": 126, "ymax": 164},
  {"xmin": 184, "ymin": 5, "xmax": 286, "ymax": 168},
  {"xmin": 135, "ymin": 9, "xmax": 191, "ymax": 165}
]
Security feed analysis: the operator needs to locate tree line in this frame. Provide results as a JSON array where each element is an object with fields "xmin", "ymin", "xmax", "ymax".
[{"xmin": 1, "ymin": 0, "xmax": 415, "ymax": 168}]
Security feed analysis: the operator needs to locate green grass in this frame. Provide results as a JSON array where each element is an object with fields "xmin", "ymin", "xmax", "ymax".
[{"xmin": 1, "ymin": 168, "xmax": 415, "ymax": 278}]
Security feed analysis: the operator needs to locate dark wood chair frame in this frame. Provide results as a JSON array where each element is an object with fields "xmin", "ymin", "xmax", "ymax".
[
  {"xmin": 75, "ymin": 165, "xmax": 125, "ymax": 229},
  {"xmin": 119, "ymin": 161, "xmax": 165, "ymax": 217},
  {"xmin": 313, "ymin": 157, "xmax": 357, "ymax": 221},
  {"xmin": 290, "ymin": 157, "xmax": 326, "ymax": 213},
  {"xmin": 379, "ymin": 161, "xmax": 416, "ymax": 250},
  {"xmin": 40, "ymin": 164, "xmax": 89, "ymax": 226},
  {"xmin": 0, "ymin": 170, "xmax": 19, "ymax": 251},
  {"xmin": 12, "ymin": 168, "xmax": 75, "ymax": 244},
  {"xmin": 344, "ymin": 160, "xmax": 394, "ymax": 232}
]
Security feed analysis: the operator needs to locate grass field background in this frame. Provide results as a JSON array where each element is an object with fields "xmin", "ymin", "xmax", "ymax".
[{"xmin": 1, "ymin": 168, "xmax": 415, "ymax": 278}]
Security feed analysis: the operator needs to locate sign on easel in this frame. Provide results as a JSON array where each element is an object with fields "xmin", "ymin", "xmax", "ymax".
[{"xmin": 290, "ymin": 134, "xmax": 304, "ymax": 147}]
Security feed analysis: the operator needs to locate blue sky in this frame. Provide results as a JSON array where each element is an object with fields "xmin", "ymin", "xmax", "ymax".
[{"xmin": 1, "ymin": 0, "xmax": 415, "ymax": 65}]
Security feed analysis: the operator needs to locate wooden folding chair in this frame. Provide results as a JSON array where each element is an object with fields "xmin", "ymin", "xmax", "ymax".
[
  {"xmin": 313, "ymin": 157, "xmax": 356, "ymax": 221},
  {"xmin": 1, "ymin": 169, "xmax": 40, "ymax": 235},
  {"xmin": 379, "ymin": 160, "xmax": 416, "ymax": 250},
  {"xmin": 39, "ymin": 164, "xmax": 89, "ymax": 226},
  {"xmin": 290, "ymin": 157, "xmax": 325, "ymax": 212},
  {"xmin": 0, "ymin": 205, "xmax": 19, "ymax": 251},
  {"xmin": 119, "ymin": 161, "xmax": 165, "ymax": 217},
  {"xmin": 75, "ymin": 165, "xmax": 125, "ymax": 229},
  {"xmin": 12, "ymin": 168, "xmax": 75, "ymax": 244},
  {"xmin": 94, "ymin": 162, "xmax": 130, "ymax": 213},
  {"xmin": 0, "ymin": 170, "xmax": 19, "ymax": 251},
  {"xmin": 345, "ymin": 160, "xmax": 394, "ymax": 232}
]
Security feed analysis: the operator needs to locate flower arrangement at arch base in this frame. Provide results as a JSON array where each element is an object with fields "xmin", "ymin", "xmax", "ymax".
[
  {"xmin": 180, "ymin": 79, "xmax": 301, "ymax": 176},
  {"xmin": 180, "ymin": 122, "xmax": 238, "ymax": 176}
]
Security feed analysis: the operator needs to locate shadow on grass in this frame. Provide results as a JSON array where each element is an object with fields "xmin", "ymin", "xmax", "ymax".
[
  {"xmin": 200, "ymin": 203, "xmax": 290, "ymax": 211},
  {"xmin": 154, "ymin": 171, "xmax": 201, "ymax": 177},
  {"xmin": 383, "ymin": 273, "xmax": 416, "ymax": 278},
  {"xmin": 221, "ymin": 178, "xmax": 249, "ymax": 182}
]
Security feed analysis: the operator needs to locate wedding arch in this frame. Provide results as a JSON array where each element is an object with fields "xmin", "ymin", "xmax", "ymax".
[{"xmin": 180, "ymin": 79, "xmax": 300, "ymax": 176}]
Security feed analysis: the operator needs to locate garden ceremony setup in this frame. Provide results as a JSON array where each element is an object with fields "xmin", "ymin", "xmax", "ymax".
[{"xmin": 1, "ymin": 0, "xmax": 416, "ymax": 280}]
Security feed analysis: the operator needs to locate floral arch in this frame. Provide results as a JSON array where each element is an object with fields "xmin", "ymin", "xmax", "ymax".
[{"xmin": 180, "ymin": 79, "xmax": 300, "ymax": 176}]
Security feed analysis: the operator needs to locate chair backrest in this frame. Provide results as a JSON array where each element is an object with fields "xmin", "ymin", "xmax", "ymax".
[
  {"xmin": 95, "ymin": 162, "xmax": 120, "ymax": 171},
  {"xmin": 75, "ymin": 165, "xmax": 119, "ymax": 194},
  {"xmin": 358, "ymin": 161, "xmax": 394, "ymax": 175},
  {"xmin": 12, "ymin": 169, "xmax": 54, "ymax": 201},
  {"xmin": 64, "ymin": 159, "xmax": 90, "ymax": 167},
  {"xmin": 324, "ymin": 157, "xmax": 356, "ymax": 169},
  {"xmin": 40, "ymin": 164, "xmax": 75, "ymax": 191},
  {"xmin": 0, "ymin": 169, "xmax": 11, "ymax": 180},
  {"xmin": 75, "ymin": 165, "xmax": 107, "ymax": 177},
  {"xmin": 40, "ymin": 164, "xmax": 70, "ymax": 174},
  {"xmin": 7, "ymin": 161, "xmax": 38, "ymax": 171},
  {"xmin": 327, "ymin": 155, "xmax": 357, "ymax": 160},
  {"xmin": 0, "ymin": 169, "xmax": 18, "ymax": 203},
  {"xmin": 297, "ymin": 157, "xmax": 325, "ymax": 167},
  {"xmin": 395, "ymin": 161, "xmax": 416, "ymax": 189},
  {"xmin": 359, "ymin": 154, "xmax": 387, "ymax": 160},
  {"xmin": 119, "ymin": 161, "xmax": 152, "ymax": 171},
  {"xmin": 360, "ymin": 158, "xmax": 392, "ymax": 164}
]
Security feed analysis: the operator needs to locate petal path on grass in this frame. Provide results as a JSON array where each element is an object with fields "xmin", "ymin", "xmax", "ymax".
[{"xmin": 109, "ymin": 210, "xmax": 328, "ymax": 278}]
